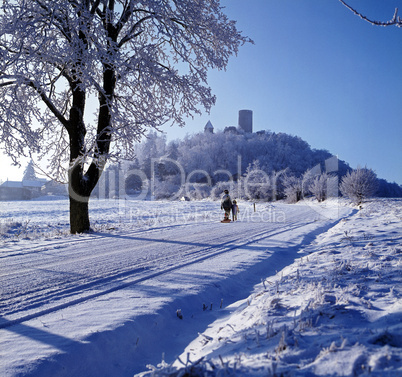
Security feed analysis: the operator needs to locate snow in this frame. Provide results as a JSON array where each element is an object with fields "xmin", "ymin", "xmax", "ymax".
[{"xmin": 0, "ymin": 198, "xmax": 401, "ymax": 377}]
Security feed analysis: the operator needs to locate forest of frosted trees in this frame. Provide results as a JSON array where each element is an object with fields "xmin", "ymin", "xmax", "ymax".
[
  {"xmin": 93, "ymin": 128, "xmax": 402, "ymax": 202},
  {"xmin": 102, "ymin": 129, "xmax": 399, "ymax": 203}
]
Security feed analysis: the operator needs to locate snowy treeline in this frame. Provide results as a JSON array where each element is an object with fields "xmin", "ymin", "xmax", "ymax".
[
  {"xmin": 98, "ymin": 130, "xmax": 401, "ymax": 202},
  {"xmin": 118, "ymin": 130, "xmax": 343, "ymax": 201}
]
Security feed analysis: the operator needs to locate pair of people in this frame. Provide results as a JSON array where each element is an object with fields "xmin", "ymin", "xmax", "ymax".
[{"xmin": 221, "ymin": 190, "xmax": 239, "ymax": 222}]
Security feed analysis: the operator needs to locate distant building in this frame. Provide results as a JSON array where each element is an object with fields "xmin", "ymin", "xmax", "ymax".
[
  {"xmin": 224, "ymin": 126, "xmax": 239, "ymax": 134},
  {"xmin": 0, "ymin": 179, "xmax": 46, "ymax": 200},
  {"xmin": 42, "ymin": 180, "xmax": 68, "ymax": 197},
  {"xmin": 238, "ymin": 109, "xmax": 253, "ymax": 133},
  {"xmin": 204, "ymin": 110, "xmax": 253, "ymax": 134},
  {"xmin": 204, "ymin": 120, "xmax": 214, "ymax": 133}
]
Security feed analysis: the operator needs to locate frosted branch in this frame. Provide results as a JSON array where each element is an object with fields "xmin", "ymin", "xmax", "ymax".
[
  {"xmin": 0, "ymin": 80, "xmax": 15, "ymax": 88},
  {"xmin": 339, "ymin": 0, "xmax": 402, "ymax": 27},
  {"xmin": 0, "ymin": 0, "xmax": 251, "ymax": 179},
  {"xmin": 27, "ymin": 80, "xmax": 69, "ymax": 128}
]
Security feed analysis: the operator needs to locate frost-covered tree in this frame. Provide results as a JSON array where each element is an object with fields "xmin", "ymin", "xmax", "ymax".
[
  {"xmin": 282, "ymin": 174, "xmax": 302, "ymax": 203},
  {"xmin": 340, "ymin": 167, "xmax": 378, "ymax": 205},
  {"xmin": 135, "ymin": 132, "xmax": 167, "ymax": 179},
  {"xmin": 22, "ymin": 160, "xmax": 37, "ymax": 181},
  {"xmin": 309, "ymin": 173, "xmax": 329, "ymax": 202},
  {"xmin": 242, "ymin": 160, "xmax": 272, "ymax": 200},
  {"xmin": 0, "ymin": 0, "xmax": 250, "ymax": 233},
  {"xmin": 314, "ymin": 173, "xmax": 339, "ymax": 201}
]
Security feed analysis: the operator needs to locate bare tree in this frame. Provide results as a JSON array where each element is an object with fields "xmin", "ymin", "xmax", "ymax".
[
  {"xmin": 340, "ymin": 167, "xmax": 378, "ymax": 205},
  {"xmin": 0, "ymin": 0, "xmax": 250, "ymax": 233}
]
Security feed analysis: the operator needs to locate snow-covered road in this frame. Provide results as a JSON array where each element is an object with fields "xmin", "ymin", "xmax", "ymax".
[{"xmin": 0, "ymin": 200, "xmax": 352, "ymax": 376}]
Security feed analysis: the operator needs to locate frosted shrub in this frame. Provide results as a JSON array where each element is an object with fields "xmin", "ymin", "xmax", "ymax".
[
  {"xmin": 0, "ymin": 220, "xmax": 23, "ymax": 237},
  {"xmin": 340, "ymin": 167, "xmax": 378, "ymax": 205}
]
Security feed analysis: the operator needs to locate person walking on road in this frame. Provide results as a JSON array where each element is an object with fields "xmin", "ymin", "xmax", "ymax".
[{"xmin": 221, "ymin": 189, "xmax": 232, "ymax": 222}]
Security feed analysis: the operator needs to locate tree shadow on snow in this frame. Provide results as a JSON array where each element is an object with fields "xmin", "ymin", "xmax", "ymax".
[{"xmin": 23, "ymin": 215, "xmax": 353, "ymax": 377}]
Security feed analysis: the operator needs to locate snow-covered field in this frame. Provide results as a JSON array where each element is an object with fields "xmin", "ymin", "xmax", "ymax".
[{"xmin": 0, "ymin": 197, "xmax": 401, "ymax": 377}]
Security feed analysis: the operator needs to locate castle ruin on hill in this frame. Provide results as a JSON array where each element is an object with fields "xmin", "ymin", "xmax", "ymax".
[{"xmin": 204, "ymin": 109, "xmax": 253, "ymax": 135}]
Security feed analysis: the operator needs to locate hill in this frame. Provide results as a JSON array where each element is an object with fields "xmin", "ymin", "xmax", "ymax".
[{"xmin": 119, "ymin": 130, "xmax": 402, "ymax": 201}]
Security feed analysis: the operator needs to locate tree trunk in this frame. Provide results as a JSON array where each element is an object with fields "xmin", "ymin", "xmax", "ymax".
[
  {"xmin": 68, "ymin": 160, "xmax": 92, "ymax": 234},
  {"xmin": 69, "ymin": 195, "xmax": 90, "ymax": 234},
  {"xmin": 66, "ymin": 46, "xmax": 115, "ymax": 234}
]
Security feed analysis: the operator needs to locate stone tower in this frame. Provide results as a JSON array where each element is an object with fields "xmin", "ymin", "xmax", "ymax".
[{"xmin": 238, "ymin": 110, "xmax": 253, "ymax": 133}]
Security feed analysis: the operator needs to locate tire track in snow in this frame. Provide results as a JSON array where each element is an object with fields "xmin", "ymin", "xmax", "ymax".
[
  {"xmin": 1, "ymin": 221, "xmax": 266, "ymax": 312},
  {"xmin": 0, "ymin": 222, "xmax": 201, "ymax": 267},
  {"xmin": 0, "ymin": 221, "xmax": 247, "ymax": 281},
  {"xmin": 0, "ymin": 218, "xmax": 313, "ymax": 329}
]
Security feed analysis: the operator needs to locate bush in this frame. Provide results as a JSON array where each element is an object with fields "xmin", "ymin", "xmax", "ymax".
[{"xmin": 340, "ymin": 167, "xmax": 378, "ymax": 205}]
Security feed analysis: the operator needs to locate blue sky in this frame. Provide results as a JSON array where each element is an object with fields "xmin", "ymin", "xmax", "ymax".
[
  {"xmin": 2, "ymin": 0, "xmax": 402, "ymax": 185},
  {"xmin": 171, "ymin": 0, "xmax": 402, "ymax": 185}
]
